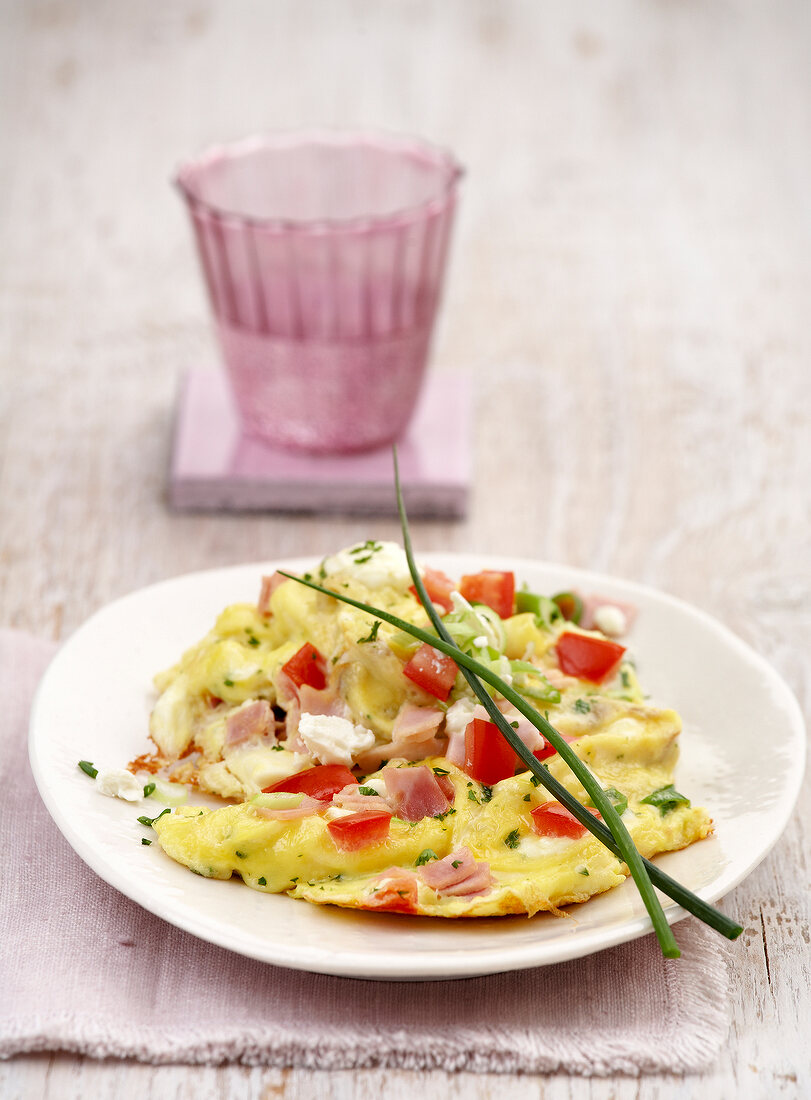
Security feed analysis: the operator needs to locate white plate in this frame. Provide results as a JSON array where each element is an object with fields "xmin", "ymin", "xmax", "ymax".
[{"xmin": 29, "ymin": 556, "xmax": 805, "ymax": 980}]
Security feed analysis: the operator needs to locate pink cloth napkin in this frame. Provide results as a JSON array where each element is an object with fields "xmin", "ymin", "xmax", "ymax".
[{"xmin": 2, "ymin": 629, "xmax": 730, "ymax": 1074}]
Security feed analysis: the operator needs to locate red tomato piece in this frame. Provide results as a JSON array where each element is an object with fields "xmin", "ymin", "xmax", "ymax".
[
  {"xmin": 402, "ymin": 643, "xmax": 458, "ymax": 701},
  {"xmin": 264, "ymin": 764, "xmax": 357, "ymax": 801},
  {"xmin": 408, "ymin": 567, "xmax": 457, "ymax": 614},
  {"xmin": 327, "ymin": 809, "xmax": 393, "ymax": 852},
  {"xmin": 556, "ymin": 632, "xmax": 626, "ymax": 683},
  {"xmin": 281, "ymin": 642, "xmax": 328, "ymax": 690},
  {"xmin": 533, "ymin": 742, "xmax": 557, "ymax": 762},
  {"xmin": 530, "ymin": 801, "xmax": 596, "ymax": 839},
  {"xmin": 464, "ymin": 718, "xmax": 517, "ymax": 784},
  {"xmin": 362, "ymin": 868, "xmax": 419, "ymax": 913},
  {"xmin": 459, "ymin": 571, "xmax": 516, "ymax": 619}
]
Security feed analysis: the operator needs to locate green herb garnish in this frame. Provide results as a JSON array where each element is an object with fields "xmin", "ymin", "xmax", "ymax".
[
  {"xmin": 137, "ymin": 808, "xmax": 171, "ymax": 828},
  {"xmin": 358, "ymin": 786, "xmax": 378, "ymax": 796},
  {"xmin": 224, "ymin": 678, "xmax": 234, "ymax": 687},
  {"xmin": 258, "ymin": 876, "xmax": 267, "ymax": 886},
  {"xmin": 358, "ymin": 620, "xmax": 381, "ymax": 644},
  {"xmin": 479, "ymin": 784, "xmax": 494, "ymax": 803},
  {"xmin": 641, "ymin": 785, "xmax": 691, "ymax": 815},
  {"xmin": 467, "ymin": 789, "xmax": 479, "ymax": 802},
  {"xmin": 574, "ymin": 698, "xmax": 591, "ymax": 714},
  {"xmin": 78, "ymin": 760, "xmax": 97, "ymax": 779},
  {"xmin": 590, "ymin": 787, "xmax": 628, "ymax": 817},
  {"xmin": 432, "ymin": 767, "xmax": 449, "ymax": 776},
  {"xmin": 143, "ymin": 782, "xmax": 156, "ymax": 798},
  {"xmin": 275, "ymin": 449, "xmax": 744, "ymax": 955},
  {"xmin": 415, "ymin": 849, "xmax": 438, "ymax": 866},
  {"xmin": 504, "ymin": 829, "xmax": 521, "ymax": 849},
  {"xmin": 141, "ymin": 838, "xmax": 152, "ymax": 846}
]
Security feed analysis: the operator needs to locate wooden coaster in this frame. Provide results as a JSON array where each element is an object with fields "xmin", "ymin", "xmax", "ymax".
[{"xmin": 169, "ymin": 367, "xmax": 471, "ymax": 517}]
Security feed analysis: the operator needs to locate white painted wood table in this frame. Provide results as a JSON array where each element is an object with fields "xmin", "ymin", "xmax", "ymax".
[{"xmin": 1, "ymin": 1, "xmax": 809, "ymax": 1096}]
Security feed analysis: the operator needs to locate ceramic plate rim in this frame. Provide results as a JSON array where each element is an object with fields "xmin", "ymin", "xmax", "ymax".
[{"xmin": 29, "ymin": 555, "xmax": 806, "ymax": 979}]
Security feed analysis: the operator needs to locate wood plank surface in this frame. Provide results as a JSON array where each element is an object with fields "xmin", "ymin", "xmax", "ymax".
[{"xmin": 1, "ymin": 0, "xmax": 809, "ymax": 1096}]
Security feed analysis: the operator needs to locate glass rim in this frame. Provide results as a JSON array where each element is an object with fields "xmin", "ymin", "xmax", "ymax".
[{"xmin": 174, "ymin": 127, "xmax": 464, "ymax": 234}]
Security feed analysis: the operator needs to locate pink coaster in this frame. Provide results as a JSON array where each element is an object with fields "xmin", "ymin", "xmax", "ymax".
[{"xmin": 169, "ymin": 368, "xmax": 471, "ymax": 517}]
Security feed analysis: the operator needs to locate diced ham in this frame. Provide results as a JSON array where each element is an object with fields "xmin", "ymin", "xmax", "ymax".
[
  {"xmin": 419, "ymin": 846, "xmax": 494, "ymax": 898},
  {"xmin": 298, "ymin": 682, "xmax": 347, "ymax": 718},
  {"xmin": 332, "ymin": 783, "xmax": 393, "ymax": 814},
  {"xmin": 382, "ymin": 765, "xmax": 451, "ymax": 822},
  {"xmin": 444, "ymin": 701, "xmax": 490, "ymax": 766},
  {"xmin": 579, "ymin": 595, "xmax": 637, "ymax": 636},
  {"xmin": 391, "ymin": 703, "xmax": 444, "ymax": 742},
  {"xmin": 253, "ymin": 794, "xmax": 325, "ymax": 820},
  {"xmin": 363, "ymin": 868, "xmax": 420, "ymax": 913},
  {"xmin": 258, "ymin": 572, "xmax": 286, "ymax": 615},
  {"xmin": 497, "ymin": 706, "xmax": 544, "ymax": 754},
  {"xmin": 225, "ymin": 700, "xmax": 272, "ymax": 746}
]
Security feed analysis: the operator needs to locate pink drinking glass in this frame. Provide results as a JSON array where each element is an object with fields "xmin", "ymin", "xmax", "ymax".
[{"xmin": 175, "ymin": 130, "xmax": 463, "ymax": 454}]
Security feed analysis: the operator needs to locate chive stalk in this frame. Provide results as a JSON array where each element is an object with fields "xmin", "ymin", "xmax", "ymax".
[{"xmin": 392, "ymin": 451, "xmax": 677, "ymax": 957}]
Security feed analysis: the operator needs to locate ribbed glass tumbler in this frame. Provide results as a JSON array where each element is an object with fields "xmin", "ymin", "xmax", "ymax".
[{"xmin": 175, "ymin": 130, "xmax": 463, "ymax": 454}]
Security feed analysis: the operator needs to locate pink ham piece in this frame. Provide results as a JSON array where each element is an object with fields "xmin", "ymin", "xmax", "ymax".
[
  {"xmin": 257, "ymin": 572, "xmax": 287, "ymax": 615},
  {"xmin": 419, "ymin": 846, "xmax": 494, "ymax": 898},
  {"xmin": 253, "ymin": 794, "xmax": 325, "ymax": 821},
  {"xmin": 225, "ymin": 700, "xmax": 271, "ymax": 746},
  {"xmin": 356, "ymin": 702, "xmax": 446, "ymax": 770},
  {"xmin": 332, "ymin": 784, "xmax": 393, "ymax": 814},
  {"xmin": 383, "ymin": 765, "xmax": 451, "ymax": 822},
  {"xmin": 298, "ymin": 682, "xmax": 346, "ymax": 718}
]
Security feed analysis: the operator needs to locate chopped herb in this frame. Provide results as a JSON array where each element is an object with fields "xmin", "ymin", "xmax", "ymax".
[
  {"xmin": 291, "ymin": 876, "xmax": 299, "ymax": 883},
  {"xmin": 451, "ymin": 860, "xmax": 462, "ymax": 868},
  {"xmin": 247, "ymin": 636, "xmax": 260, "ymax": 647},
  {"xmin": 378, "ymin": 759, "xmax": 389, "ymax": 768},
  {"xmin": 303, "ymin": 573, "xmax": 312, "ymax": 581},
  {"xmin": 396, "ymin": 889, "xmax": 409, "ymax": 897},
  {"xmin": 504, "ymin": 829, "xmax": 521, "ymax": 849},
  {"xmin": 354, "ymin": 554, "xmax": 373, "ymax": 564},
  {"xmin": 198, "ymin": 810, "xmax": 204, "ymax": 816},
  {"xmin": 258, "ymin": 876, "xmax": 267, "ymax": 886},
  {"xmin": 433, "ymin": 807, "xmax": 457, "ymax": 822},
  {"xmin": 415, "ymin": 848, "xmax": 438, "ymax": 866},
  {"xmin": 78, "ymin": 760, "xmax": 98, "ymax": 779},
  {"xmin": 358, "ymin": 786, "xmax": 378, "ymax": 796},
  {"xmin": 432, "ymin": 767, "xmax": 449, "ymax": 776},
  {"xmin": 467, "ymin": 789, "xmax": 479, "ymax": 803},
  {"xmin": 530, "ymin": 773, "xmax": 542, "ymax": 788},
  {"xmin": 641, "ymin": 785, "xmax": 691, "ymax": 815},
  {"xmin": 358, "ymin": 620, "xmax": 381, "ymax": 644},
  {"xmin": 600, "ymin": 787, "xmax": 629, "ymax": 817},
  {"xmin": 141, "ymin": 838, "xmax": 152, "ymax": 846},
  {"xmin": 224, "ymin": 678, "xmax": 235, "ymax": 687},
  {"xmin": 235, "ymin": 850, "xmax": 247, "ymax": 859},
  {"xmin": 143, "ymin": 782, "xmax": 156, "ymax": 798},
  {"xmin": 318, "ymin": 561, "xmax": 327, "ymax": 580},
  {"xmin": 510, "ymin": 720, "xmax": 519, "ymax": 729},
  {"xmin": 574, "ymin": 698, "xmax": 591, "ymax": 714},
  {"xmin": 621, "ymin": 669, "xmax": 631, "ymax": 688},
  {"xmin": 270, "ymin": 744, "xmax": 284, "ymax": 752},
  {"xmin": 137, "ymin": 807, "xmax": 171, "ymax": 828},
  {"xmin": 479, "ymin": 784, "xmax": 494, "ymax": 803},
  {"xmin": 523, "ymin": 794, "xmax": 531, "ymax": 802},
  {"xmin": 577, "ymin": 867, "xmax": 590, "ymax": 876}
]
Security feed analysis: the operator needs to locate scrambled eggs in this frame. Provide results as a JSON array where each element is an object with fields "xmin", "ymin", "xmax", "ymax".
[{"xmin": 143, "ymin": 542, "xmax": 712, "ymax": 917}]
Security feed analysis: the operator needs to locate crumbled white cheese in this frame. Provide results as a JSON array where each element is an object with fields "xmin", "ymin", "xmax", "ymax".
[
  {"xmin": 473, "ymin": 635, "xmax": 488, "ymax": 648},
  {"xmin": 321, "ymin": 541, "xmax": 414, "ymax": 590},
  {"xmin": 518, "ymin": 835, "xmax": 575, "ymax": 858},
  {"xmin": 593, "ymin": 605, "xmax": 627, "ymax": 637},
  {"xmin": 444, "ymin": 697, "xmax": 478, "ymax": 739},
  {"xmin": 95, "ymin": 769, "xmax": 144, "ymax": 802},
  {"xmin": 298, "ymin": 713, "xmax": 376, "ymax": 766}
]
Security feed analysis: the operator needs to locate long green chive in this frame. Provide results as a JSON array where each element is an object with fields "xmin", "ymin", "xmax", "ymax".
[
  {"xmin": 276, "ymin": 457, "xmax": 743, "ymax": 950},
  {"xmin": 391, "ymin": 451, "xmax": 677, "ymax": 958}
]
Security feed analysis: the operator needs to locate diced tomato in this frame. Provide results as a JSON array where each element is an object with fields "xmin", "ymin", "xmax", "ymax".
[
  {"xmin": 264, "ymin": 764, "xmax": 357, "ymax": 801},
  {"xmin": 403, "ymin": 643, "xmax": 458, "ymax": 701},
  {"xmin": 281, "ymin": 642, "xmax": 328, "ymax": 690},
  {"xmin": 463, "ymin": 718, "xmax": 517, "ymax": 784},
  {"xmin": 408, "ymin": 567, "xmax": 456, "ymax": 614},
  {"xmin": 530, "ymin": 801, "xmax": 599, "ymax": 839},
  {"xmin": 533, "ymin": 741, "xmax": 557, "ymax": 762},
  {"xmin": 362, "ymin": 868, "xmax": 419, "ymax": 913},
  {"xmin": 556, "ymin": 632, "xmax": 626, "ymax": 683},
  {"xmin": 459, "ymin": 571, "xmax": 515, "ymax": 619},
  {"xmin": 327, "ymin": 809, "xmax": 393, "ymax": 851}
]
